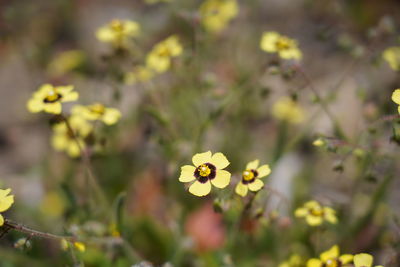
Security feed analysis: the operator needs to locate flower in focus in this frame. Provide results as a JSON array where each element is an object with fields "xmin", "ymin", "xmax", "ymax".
[
  {"xmin": 179, "ymin": 151, "xmax": 231, "ymax": 197},
  {"xmin": 279, "ymin": 254, "xmax": 304, "ymax": 267},
  {"xmin": 200, "ymin": 0, "xmax": 238, "ymax": 33},
  {"xmin": 124, "ymin": 65, "xmax": 154, "ymax": 85},
  {"xmin": 391, "ymin": 89, "xmax": 400, "ymax": 114},
  {"xmin": 235, "ymin": 159, "xmax": 271, "ymax": 197},
  {"xmin": 354, "ymin": 253, "xmax": 383, "ymax": 267},
  {"xmin": 0, "ymin": 188, "xmax": 14, "ymax": 226},
  {"xmin": 272, "ymin": 97, "xmax": 305, "ymax": 124},
  {"xmin": 72, "ymin": 103, "xmax": 121, "ymax": 125},
  {"xmin": 47, "ymin": 50, "xmax": 86, "ymax": 77},
  {"xmin": 383, "ymin": 47, "xmax": 400, "ymax": 71},
  {"xmin": 146, "ymin": 35, "xmax": 183, "ymax": 73},
  {"xmin": 51, "ymin": 115, "xmax": 92, "ymax": 157},
  {"xmin": 295, "ymin": 200, "xmax": 337, "ymax": 226},
  {"xmin": 260, "ymin": 32, "xmax": 302, "ymax": 60},
  {"xmin": 307, "ymin": 245, "xmax": 353, "ymax": 267},
  {"xmin": 96, "ymin": 19, "xmax": 140, "ymax": 47},
  {"xmin": 27, "ymin": 84, "xmax": 79, "ymax": 114}
]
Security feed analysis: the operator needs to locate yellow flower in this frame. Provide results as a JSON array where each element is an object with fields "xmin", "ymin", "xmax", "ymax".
[
  {"xmin": 124, "ymin": 65, "xmax": 154, "ymax": 85},
  {"xmin": 61, "ymin": 239, "xmax": 86, "ymax": 252},
  {"xmin": 27, "ymin": 84, "xmax": 79, "ymax": 114},
  {"xmin": 73, "ymin": 242, "xmax": 86, "ymax": 252},
  {"xmin": 272, "ymin": 97, "xmax": 305, "ymax": 124},
  {"xmin": 96, "ymin": 19, "xmax": 140, "ymax": 47},
  {"xmin": 47, "ymin": 50, "xmax": 85, "ymax": 77},
  {"xmin": 260, "ymin": 31, "xmax": 302, "ymax": 60},
  {"xmin": 313, "ymin": 138, "xmax": 325, "ymax": 147},
  {"xmin": 51, "ymin": 115, "xmax": 92, "ymax": 157},
  {"xmin": 72, "ymin": 103, "xmax": 121, "ymax": 125},
  {"xmin": 279, "ymin": 254, "xmax": 303, "ymax": 267},
  {"xmin": 391, "ymin": 89, "xmax": 400, "ymax": 114},
  {"xmin": 146, "ymin": 35, "xmax": 183, "ymax": 73},
  {"xmin": 307, "ymin": 245, "xmax": 353, "ymax": 267},
  {"xmin": 0, "ymin": 188, "xmax": 14, "ymax": 226},
  {"xmin": 354, "ymin": 253, "xmax": 383, "ymax": 267},
  {"xmin": 383, "ymin": 46, "xmax": 400, "ymax": 71},
  {"xmin": 295, "ymin": 200, "xmax": 337, "ymax": 226},
  {"xmin": 200, "ymin": 0, "xmax": 238, "ymax": 33},
  {"xmin": 235, "ymin": 159, "xmax": 271, "ymax": 197},
  {"xmin": 179, "ymin": 151, "xmax": 231, "ymax": 197}
]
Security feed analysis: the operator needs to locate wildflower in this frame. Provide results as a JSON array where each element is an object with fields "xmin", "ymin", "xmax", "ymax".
[
  {"xmin": 179, "ymin": 151, "xmax": 231, "ymax": 197},
  {"xmin": 199, "ymin": 0, "xmax": 238, "ymax": 33},
  {"xmin": 0, "ymin": 188, "xmax": 14, "ymax": 226},
  {"xmin": 235, "ymin": 159, "xmax": 271, "ymax": 197},
  {"xmin": 391, "ymin": 89, "xmax": 400, "ymax": 114},
  {"xmin": 313, "ymin": 138, "xmax": 325, "ymax": 147},
  {"xmin": 51, "ymin": 115, "xmax": 92, "ymax": 157},
  {"xmin": 279, "ymin": 254, "xmax": 303, "ymax": 267},
  {"xmin": 383, "ymin": 47, "xmax": 400, "ymax": 71},
  {"xmin": 272, "ymin": 97, "xmax": 305, "ymax": 124},
  {"xmin": 61, "ymin": 239, "xmax": 86, "ymax": 252},
  {"xmin": 26, "ymin": 84, "xmax": 79, "ymax": 114},
  {"xmin": 260, "ymin": 32, "xmax": 302, "ymax": 60},
  {"xmin": 73, "ymin": 242, "xmax": 86, "ymax": 252},
  {"xmin": 354, "ymin": 253, "xmax": 383, "ymax": 267},
  {"xmin": 146, "ymin": 35, "xmax": 183, "ymax": 73},
  {"xmin": 124, "ymin": 65, "xmax": 154, "ymax": 85},
  {"xmin": 96, "ymin": 19, "xmax": 140, "ymax": 47},
  {"xmin": 48, "ymin": 50, "xmax": 86, "ymax": 77},
  {"xmin": 72, "ymin": 103, "xmax": 121, "ymax": 125},
  {"xmin": 307, "ymin": 245, "xmax": 353, "ymax": 267},
  {"xmin": 295, "ymin": 200, "xmax": 337, "ymax": 226}
]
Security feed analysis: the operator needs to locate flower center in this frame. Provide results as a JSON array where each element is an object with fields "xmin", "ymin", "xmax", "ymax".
[
  {"xmin": 89, "ymin": 103, "xmax": 106, "ymax": 115},
  {"xmin": 111, "ymin": 20, "xmax": 124, "ymax": 32},
  {"xmin": 242, "ymin": 170, "xmax": 255, "ymax": 181},
  {"xmin": 44, "ymin": 89, "xmax": 62, "ymax": 103},
  {"xmin": 309, "ymin": 206, "xmax": 324, "ymax": 216},
  {"xmin": 276, "ymin": 37, "xmax": 292, "ymax": 51},
  {"xmin": 198, "ymin": 164, "xmax": 211, "ymax": 177},
  {"xmin": 324, "ymin": 259, "xmax": 341, "ymax": 267},
  {"xmin": 194, "ymin": 163, "xmax": 216, "ymax": 183}
]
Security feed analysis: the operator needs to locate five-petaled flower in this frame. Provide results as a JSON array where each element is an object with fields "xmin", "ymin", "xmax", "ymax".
[
  {"xmin": 146, "ymin": 35, "xmax": 183, "ymax": 73},
  {"xmin": 260, "ymin": 31, "xmax": 302, "ymax": 60},
  {"xmin": 235, "ymin": 159, "xmax": 271, "ymax": 197},
  {"xmin": 383, "ymin": 46, "xmax": 400, "ymax": 71},
  {"xmin": 354, "ymin": 253, "xmax": 383, "ymax": 267},
  {"xmin": 96, "ymin": 19, "xmax": 140, "ymax": 47},
  {"xmin": 391, "ymin": 89, "xmax": 400, "ymax": 114},
  {"xmin": 179, "ymin": 151, "xmax": 231, "ymax": 197},
  {"xmin": 295, "ymin": 200, "xmax": 337, "ymax": 226},
  {"xmin": 27, "ymin": 84, "xmax": 79, "ymax": 114},
  {"xmin": 0, "ymin": 188, "xmax": 14, "ymax": 226},
  {"xmin": 72, "ymin": 103, "xmax": 121, "ymax": 125},
  {"xmin": 199, "ymin": 0, "xmax": 239, "ymax": 33},
  {"xmin": 307, "ymin": 245, "xmax": 353, "ymax": 267}
]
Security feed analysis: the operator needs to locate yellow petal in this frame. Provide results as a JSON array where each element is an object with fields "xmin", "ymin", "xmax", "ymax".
[
  {"xmin": 67, "ymin": 142, "xmax": 82, "ymax": 158},
  {"xmin": 260, "ymin": 31, "xmax": 280, "ymax": 52},
  {"xmin": 103, "ymin": 108, "xmax": 121, "ymax": 125},
  {"xmin": 339, "ymin": 254, "xmax": 354, "ymax": 264},
  {"xmin": 0, "ymin": 214, "xmax": 3, "ymax": 226},
  {"xmin": 257, "ymin": 164, "xmax": 271, "ymax": 178},
  {"xmin": 210, "ymin": 152, "xmax": 230, "ymax": 169},
  {"xmin": 0, "ymin": 194, "xmax": 14, "ymax": 212},
  {"xmin": 188, "ymin": 181, "xmax": 211, "ymax": 197},
  {"xmin": 211, "ymin": 170, "xmax": 231, "ymax": 188},
  {"xmin": 246, "ymin": 159, "xmax": 259, "ymax": 170},
  {"xmin": 43, "ymin": 103, "xmax": 62, "ymax": 114},
  {"xmin": 0, "ymin": 188, "xmax": 11, "ymax": 198},
  {"xmin": 192, "ymin": 151, "xmax": 212, "ymax": 167},
  {"xmin": 61, "ymin": 91, "xmax": 79, "ymax": 102},
  {"xmin": 294, "ymin": 207, "xmax": 308, "ymax": 217},
  {"xmin": 305, "ymin": 200, "xmax": 320, "ymax": 209},
  {"xmin": 354, "ymin": 253, "xmax": 373, "ymax": 267},
  {"xmin": 320, "ymin": 245, "xmax": 339, "ymax": 262},
  {"xmin": 248, "ymin": 179, "xmax": 264, "ymax": 191},
  {"xmin": 179, "ymin": 165, "xmax": 196, "ymax": 182},
  {"xmin": 391, "ymin": 89, "xmax": 400, "ymax": 105},
  {"xmin": 324, "ymin": 207, "xmax": 338, "ymax": 224},
  {"xmin": 306, "ymin": 214, "xmax": 323, "ymax": 226},
  {"xmin": 27, "ymin": 98, "xmax": 44, "ymax": 113},
  {"xmin": 235, "ymin": 182, "xmax": 248, "ymax": 197},
  {"xmin": 306, "ymin": 258, "xmax": 322, "ymax": 267},
  {"xmin": 73, "ymin": 242, "xmax": 86, "ymax": 252}
]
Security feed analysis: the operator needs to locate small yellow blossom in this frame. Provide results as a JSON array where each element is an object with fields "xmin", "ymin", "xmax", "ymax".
[
  {"xmin": 260, "ymin": 32, "xmax": 302, "ymax": 60},
  {"xmin": 383, "ymin": 46, "xmax": 400, "ymax": 71},
  {"xmin": 27, "ymin": 84, "xmax": 79, "ymax": 114},
  {"xmin": 272, "ymin": 97, "xmax": 305, "ymax": 124},
  {"xmin": 96, "ymin": 19, "xmax": 140, "ymax": 47},
  {"xmin": 179, "ymin": 151, "xmax": 231, "ymax": 197},
  {"xmin": 124, "ymin": 65, "xmax": 154, "ymax": 85},
  {"xmin": 313, "ymin": 138, "xmax": 325, "ymax": 147},
  {"xmin": 0, "ymin": 188, "xmax": 14, "ymax": 226},
  {"xmin": 61, "ymin": 239, "xmax": 86, "ymax": 252},
  {"xmin": 391, "ymin": 89, "xmax": 400, "ymax": 114},
  {"xmin": 354, "ymin": 253, "xmax": 383, "ymax": 267},
  {"xmin": 146, "ymin": 35, "xmax": 183, "ymax": 73},
  {"xmin": 235, "ymin": 159, "xmax": 271, "ymax": 197},
  {"xmin": 51, "ymin": 115, "xmax": 92, "ymax": 157},
  {"xmin": 48, "ymin": 50, "xmax": 85, "ymax": 77},
  {"xmin": 72, "ymin": 103, "xmax": 121, "ymax": 125},
  {"xmin": 295, "ymin": 200, "xmax": 337, "ymax": 226},
  {"xmin": 73, "ymin": 242, "xmax": 86, "ymax": 252},
  {"xmin": 200, "ymin": 0, "xmax": 238, "ymax": 33},
  {"xmin": 307, "ymin": 245, "xmax": 353, "ymax": 267},
  {"xmin": 279, "ymin": 254, "xmax": 303, "ymax": 267}
]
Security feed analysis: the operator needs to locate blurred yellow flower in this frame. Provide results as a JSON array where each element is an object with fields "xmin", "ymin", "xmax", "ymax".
[
  {"xmin": 312, "ymin": 138, "xmax": 325, "ymax": 147},
  {"xmin": 27, "ymin": 84, "xmax": 79, "ymax": 114},
  {"xmin": 260, "ymin": 32, "xmax": 302, "ymax": 60},
  {"xmin": 383, "ymin": 46, "xmax": 400, "ymax": 71},
  {"xmin": 51, "ymin": 115, "xmax": 92, "ymax": 157},
  {"xmin": 179, "ymin": 151, "xmax": 231, "ymax": 197},
  {"xmin": 61, "ymin": 239, "xmax": 86, "ymax": 252},
  {"xmin": 354, "ymin": 253, "xmax": 383, "ymax": 267},
  {"xmin": 40, "ymin": 191, "xmax": 66, "ymax": 217},
  {"xmin": 391, "ymin": 89, "xmax": 400, "ymax": 114},
  {"xmin": 200, "ymin": 0, "xmax": 238, "ymax": 33},
  {"xmin": 48, "ymin": 50, "xmax": 85, "ymax": 77},
  {"xmin": 279, "ymin": 254, "xmax": 303, "ymax": 267},
  {"xmin": 146, "ymin": 35, "xmax": 183, "ymax": 73},
  {"xmin": 235, "ymin": 159, "xmax": 271, "ymax": 197},
  {"xmin": 96, "ymin": 19, "xmax": 140, "ymax": 47},
  {"xmin": 73, "ymin": 242, "xmax": 86, "ymax": 252},
  {"xmin": 272, "ymin": 97, "xmax": 305, "ymax": 124},
  {"xmin": 124, "ymin": 65, "xmax": 154, "ymax": 85},
  {"xmin": 307, "ymin": 245, "xmax": 353, "ymax": 267},
  {"xmin": 0, "ymin": 188, "xmax": 14, "ymax": 226},
  {"xmin": 295, "ymin": 200, "xmax": 337, "ymax": 226},
  {"xmin": 72, "ymin": 103, "xmax": 121, "ymax": 125}
]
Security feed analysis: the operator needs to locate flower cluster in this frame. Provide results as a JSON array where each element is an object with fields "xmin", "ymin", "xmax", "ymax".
[
  {"xmin": 0, "ymin": 188, "xmax": 14, "ymax": 226},
  {"xmin": 295, "ymin": 200, "xmax": 337, "ymax": 226},
  {"xmin": 200, "ymin": 0, "xmax": 239, "ymax": 33},
  {"xmin": 260, "ymin": 31, "xmax": 302, "ymax": 60}
]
